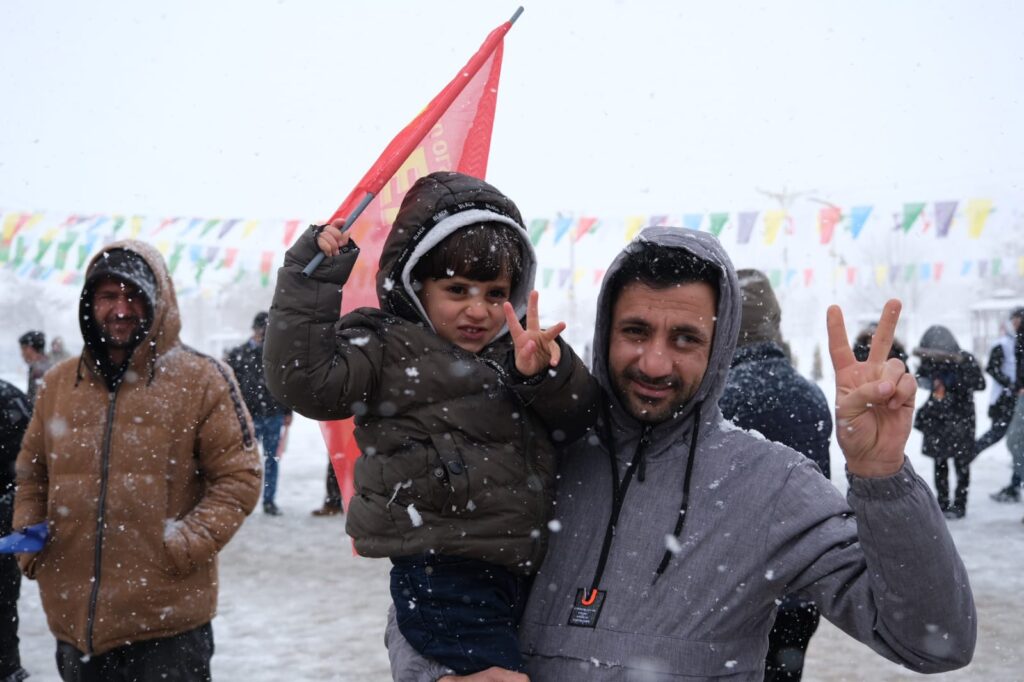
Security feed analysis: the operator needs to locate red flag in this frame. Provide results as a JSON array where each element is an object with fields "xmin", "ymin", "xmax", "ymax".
[{"xmin": 319, "ymin": 15, "xmax": 516, "ymax": 510}]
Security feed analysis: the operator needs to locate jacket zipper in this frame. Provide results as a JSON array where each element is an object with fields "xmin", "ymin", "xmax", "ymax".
[{"xmin": 85, "ymin": 389, "xmax": 119, "ymax": 654}]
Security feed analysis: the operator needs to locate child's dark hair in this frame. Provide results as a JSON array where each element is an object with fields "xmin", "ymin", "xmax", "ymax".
[{"xmin": 412, "ymin": 222, "xmax": 524, "ymax": 288}]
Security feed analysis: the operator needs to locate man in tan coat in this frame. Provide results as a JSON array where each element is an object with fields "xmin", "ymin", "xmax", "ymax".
[{"xmin": 14, "ymin": 241, "xmax": 262, "ymax": 680}]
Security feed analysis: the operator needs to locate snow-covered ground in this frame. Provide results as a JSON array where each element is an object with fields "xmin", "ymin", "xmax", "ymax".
[{"xmin": 11, "ymin": 389, "xmax": 1024, "ymax": 681}]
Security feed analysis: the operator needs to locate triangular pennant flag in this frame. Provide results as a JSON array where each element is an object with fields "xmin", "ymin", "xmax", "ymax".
[
  {"xmin": 199, "ymin": 219, "xmax": 220, "ymax": 238},
  {"xmin": 818, "ymin": 206, "xmax": 841, "ymax": 244},
  {"xmin": 573, "ymin": 217, "xmax": 599, "ymax": 243},
  {"xmin": 542, "ymin": 267, "xmax": 554, "ymax": 289},
  {"xmin": 849, "ymin": 205, "xmax": 872, "ymax": 240},
  {"xmin": 593, "ymin": 268, "xmax": 606, "ymax": 285},
  {"xmin": 624, "ymin": 216, "xmax": 645, "ymax": 242},
  {"xmin": 763, "ymin": 210, "xmax": 785, "ymax": 245},
  {"xmin": 553, "ymin": 214, "xmax": 574, "ymax": 245},
  {"xmin": 874, "ymin": 265, "xmax": 888, "ymax": 286},
  {"xmin": 901, "ymin": 203, "xmax": 925, "ymax": 233},
  {"xmin": 934, "ymin": 201, "xmax": 957, "ymax": 238},
  {"xmin": 966, "ymin": 199, "xmax": 993, "ymax": 239},
  {"xmin": 218, "ymin": 219, "xmax": 242, "ymax": 239},
  {"xmin": 558, "ymin": 268, "xmax": 572, "ymax": 288},
  {"xmin": 282, "ymin": 219, "xmax": 302, "ymax": 246},
  {"xmin": 736, "ymin": 211, "xmax": 758, "ymax": 245},
  {"xmin": 528, "ymin": 218, "xmax": 549, "ymax": 245},
  {"xmin": 919, "ymin": 263, "xmax": 931, "ymax": 281},
  {"xmin": 260, "ymin": 250, "xmax": 275, "ymax": 287},
  {"xmin": 934, "ymin": 262, "xmax": 944, "ymax": 281},
  {"xmin": 168, "ymin": 243, "xmax": 186, "ymax": 275},
  {"xmin": 241, "ymin": 220, "xmax": 260, "ymax": 238},
  {"xmin": 683, "ymin": 213, "xmax": 702, "ymax": 231},
  {"xmin": 154, "ymin": 217, "xmax": 180, "ymax": 235},
  {"xmin": 708, "ymin": 213, "xmax": 729, "ymax": 238},
  {"xmin": 129, "ymin": 216, "xmax": 144, "ymax": 237},
  {"xmin": 649, "ymin": 215, "xmax": 669, "ymax": 227},
  {"xmin": 803, "ymin": 268, "xmax": 814, "ymax": 287}
]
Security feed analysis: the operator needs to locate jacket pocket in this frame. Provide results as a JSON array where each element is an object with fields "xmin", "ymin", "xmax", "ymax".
[{"xmin": 427, "ymin": 432, "xmax": 471, "ymax": 517}]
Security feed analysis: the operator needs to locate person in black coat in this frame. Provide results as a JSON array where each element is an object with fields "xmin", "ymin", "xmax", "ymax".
[
  {"xmin": 912, "ymin": 326, "xmax": 985, "ymax": 519},
  {"xmin": 225, "ymin": 311, "xmax": 293, "ymax": 515},
  {"xmin": 720, "ymin": 269, "xmax": 833, "ymax": 682},
  {"xmin": 853, "ymin": 322, "xmax": 909, "ymax": 371},
  {"xmin": 985, "ymin": 308, "xmax": 1024, "ymax": 501},
  {"xmin": 0, "ymin": 379, "xmax": 31, "ymax": 681}
]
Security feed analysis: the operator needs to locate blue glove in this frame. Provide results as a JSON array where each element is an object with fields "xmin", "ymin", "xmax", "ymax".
[{"xmin": 0, "ymin": 522, "xmax": 48, "ymax": 553}]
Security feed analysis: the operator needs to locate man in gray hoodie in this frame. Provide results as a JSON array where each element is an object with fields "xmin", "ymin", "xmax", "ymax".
[{"xmin": 388, "ymin": 226, "xmax": 976, "ymax": 681}]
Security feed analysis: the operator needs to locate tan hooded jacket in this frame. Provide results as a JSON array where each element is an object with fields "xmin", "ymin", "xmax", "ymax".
[{"xmin": 14, "ymin": 239, "xmax": 262, "ymax": 656}]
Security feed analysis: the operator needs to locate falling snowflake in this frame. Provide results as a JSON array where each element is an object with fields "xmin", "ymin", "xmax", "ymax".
[{"xmin": 407, "ymin": 504, "xmax": 423, "ymax": 527}]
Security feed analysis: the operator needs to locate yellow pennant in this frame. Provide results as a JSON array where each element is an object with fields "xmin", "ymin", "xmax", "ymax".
[
  {"xmin": 624, "ymin": 216, "xmax": 645, "ymax": 242},
  {"xmin": 966, "ymin": 199, "xmax": 993, "ymax": 239},
  {"xmin": 763, "ymin": 210, "xmax": 786, "ymax": 245}
]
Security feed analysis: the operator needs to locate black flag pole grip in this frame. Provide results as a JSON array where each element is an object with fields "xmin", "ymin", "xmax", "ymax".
[{"xmin": 301, "ymin": 192, "xmax": 376, "ymax": 278}]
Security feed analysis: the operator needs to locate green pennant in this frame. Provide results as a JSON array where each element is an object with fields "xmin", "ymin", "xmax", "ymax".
[
  {"xmin": 708, "ymin": 213, "xmax": 729, "ymax": 237},
  {"xmin": 542, "ymin": 267, "xmax": 554, "ymax": 289},
  {"xmin": 901, "ymin": 203, "xmax": 925, "ymax": 233},
  {"xmin": 233, "ymin": 267, "xmax": 246, "ymax": 284},
  {"xmin": 168, "ymin": 244, "xmax": 185, "ymax": 275},
  {"xmin": 0, "ymin": 242, "xmax": 9, "ymax": 264},
  {"xmin": 55, "ymin": 240, "xmax": 76, "ymax": 270},
  {"xmin": 903, "ymin": 263, "xmax": 916, "ymax": 282},
  {"xmin": 76, "ymin": 245, "xmax": 88, "ymax": 269},
  {"xmin": 769, "ymin": 269, "xmax": 782, "ymax": 288},
  {"xmin": 110, "ymin": 216, "xmax": 126, "ymax": 234},
  {"xmin": 200, "ymin": 219, "xmax": 221, "ymax": 238},
  {"xmin": 33, "ymin": 240, "xmax": 54, "ymax": 264},
  {"xmin": 11, "ymin": 238, "xmax": 28, "ymax": 267},
  {"xmin": 195, "ymin": 261, "xmax": 207, "ymax": 283},
  {"xmin": 529, "ymin": 218, "xmax": 549, "ymax": 246}
]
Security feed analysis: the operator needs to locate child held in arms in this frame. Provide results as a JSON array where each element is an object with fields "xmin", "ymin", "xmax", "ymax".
[{"xmin": 263, "ymin": 171, "xmax": 599, "ymax": 675}]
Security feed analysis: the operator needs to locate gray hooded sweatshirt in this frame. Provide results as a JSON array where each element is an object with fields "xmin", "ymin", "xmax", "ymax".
[{"xmin": 388, "ymin": 226, "xmax": 976, "ymax": 680}]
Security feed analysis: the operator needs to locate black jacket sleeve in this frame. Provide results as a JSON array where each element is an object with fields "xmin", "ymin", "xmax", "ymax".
[{"xmin": 263, "ymin": 227, "xmax": 383, "ymax": 421}]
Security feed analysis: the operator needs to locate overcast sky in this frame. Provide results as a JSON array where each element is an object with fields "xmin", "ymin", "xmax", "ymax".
[{"xmin": 2, "ymin": 0, "xmax": 1022, "ymax": 221}]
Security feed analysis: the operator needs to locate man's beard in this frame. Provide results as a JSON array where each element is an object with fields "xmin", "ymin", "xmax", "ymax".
[
  {"xmin": 612, "ymin": 367, "xmax": 693, "ymax": 424},
  {"xmin": 98, "ymin": 317, "xmax": 147, "ymax": 350}
]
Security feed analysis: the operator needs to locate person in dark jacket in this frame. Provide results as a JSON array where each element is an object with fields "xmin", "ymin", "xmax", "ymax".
[
  {"xmin": 1004, "ymin": 309, "xmax": 1024, "ymax": 523},
  {"xmin": 17, "ymin": 330, "xmax": 53, "ymax": 405},
  {"xmin": 264, "ymin": 172, "xmax": 599, "ymax": 676},
  {"xmin": 225, "ymin": 312, "xmax": 293, "ymax": 516},
  {"xmin": 720, "ymin": 269, "xmax": 832, "ymax": 682},
  {"xmin": 985, "ymin": 308, "xmax": 1024, "ymax": 502},
  {"xmin": 912, "ymin": 326, "xmax": 985, "ymax": 519},
  {"xmin": 853, "ymin": 322, "xmax": 909, "ymax": 371},
  {"xmin": 0, "ymin": 380, "xmax": 30, "ymax": 682}
]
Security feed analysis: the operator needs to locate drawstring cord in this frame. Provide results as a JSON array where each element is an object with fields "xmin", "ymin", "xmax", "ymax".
[{"xmin": 652, "ymin": 401, "xmax": 702, "ymax": 583}]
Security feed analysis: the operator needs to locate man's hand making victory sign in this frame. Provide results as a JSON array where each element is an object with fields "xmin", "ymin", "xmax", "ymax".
[
  {"xmin": 503, "ymin": 291, "xmax": 566, "ymax": 377},
  {"xmin": 827, "ymin": 299, "xmax": 918, "ymax": 478}
]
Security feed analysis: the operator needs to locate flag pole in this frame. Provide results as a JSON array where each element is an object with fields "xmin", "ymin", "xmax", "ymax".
[{"xmin": 301, "ymin": 192, "xmax": 375, "ymax": 277}]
